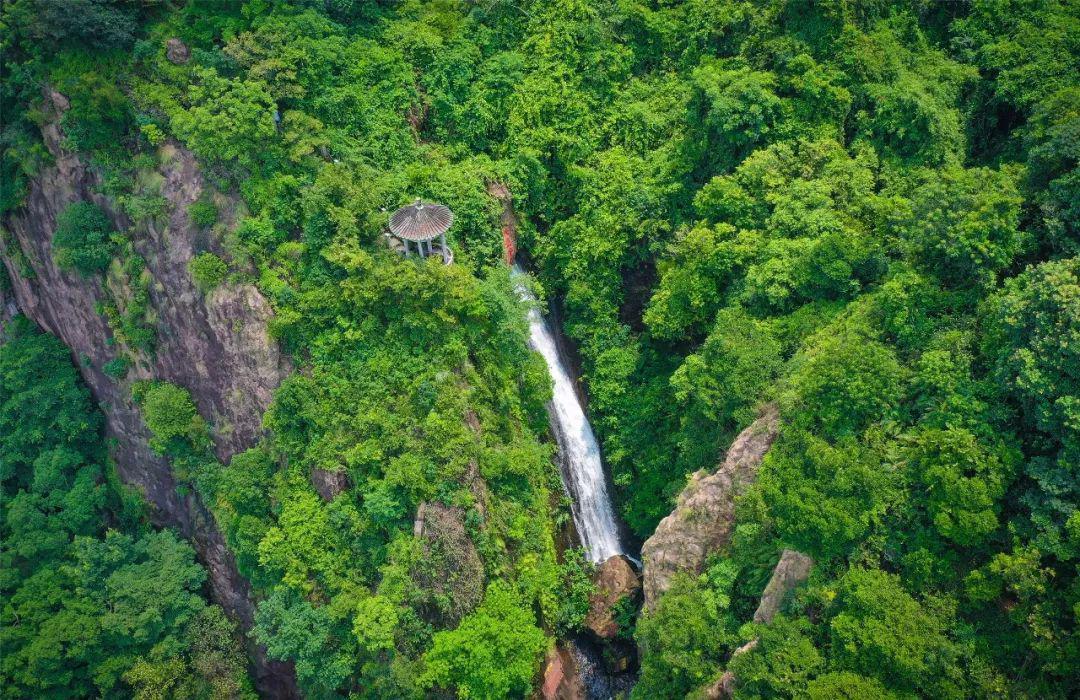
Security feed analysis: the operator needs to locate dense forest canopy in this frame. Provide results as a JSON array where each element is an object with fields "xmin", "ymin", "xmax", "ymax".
[{"xmin": 1, "ymin": 0, "xmax": 1078, "ymax": 698}]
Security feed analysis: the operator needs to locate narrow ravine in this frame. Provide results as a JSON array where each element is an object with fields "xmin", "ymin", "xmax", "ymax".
[{"xmin": 512, "ymin": 264, "xmax": 624, "ymax": 564}]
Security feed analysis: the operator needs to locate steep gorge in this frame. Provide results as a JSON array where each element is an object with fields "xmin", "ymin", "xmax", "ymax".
[{"xmin": 0, "ymin": 88, "xmax": 296, "ymax": 697}]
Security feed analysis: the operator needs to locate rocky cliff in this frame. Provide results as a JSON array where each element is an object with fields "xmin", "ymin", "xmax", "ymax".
[
  {"xmin": 0, "ymin": 89, "xmax": 296, "ymax": 696},
  {"xmin": 641, "ymin": 404, "xmax": 780, "ymax": 610}
]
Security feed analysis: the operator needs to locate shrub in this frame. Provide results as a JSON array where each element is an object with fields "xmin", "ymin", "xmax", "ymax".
[
  {"xmin": 102, "ymin": 356, "xmax": 130, "ymax": 379},
  {"xmin": 189, "ymin": 198, "xmax": 219, "ymax": 227},
  {"xmin": 136, "ymin": 381, "xmax": 207, "ymax": 454},
  {"xmin": 52, "ymin": 201, "xmax": 115, "ymax": 275},
  {"xmin": 421, "ymin": 582, "xmax": 547, "ymax": 698},
  {"xmin": 188, "ymin": 252, "xmax": 228, "ymax": 292}
]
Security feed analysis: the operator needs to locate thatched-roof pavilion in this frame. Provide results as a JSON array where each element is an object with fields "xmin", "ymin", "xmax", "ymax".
[{"xmin": 387, "ymin": 199, "xmax": 454, "ymax": 264}]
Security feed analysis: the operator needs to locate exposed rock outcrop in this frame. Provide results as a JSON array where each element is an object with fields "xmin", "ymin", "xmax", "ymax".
[
  {"xmin": 585, "ymin": 555, "xmax": 641, "ymax": 640},
  {"xmin": 311, "ymin": 467, "xmax": 350, "ymax": 502},
  {"xmin": 165, "ymin": 37, "xmax": 190, "ymax": 64},
  {"xmin": 751, "ymin": 549, "xmax": 813, "ymax": 623},
  {"xmin": 0, "ymin": 88, "xmax": 296, "ymax": 697},
  {"xmin": 488, "ymin": 181, "xmax": 517, "ymax": 265},
  {"xmin": 143, "ymin": 144, "xmax": 290, "ymax": 462},
  {"xmin": 709, "ymin": 549, "xmax": 813, "ymax": 699},
  {"xmin": 641, "ymin": 404, "xmax": 780, "ymax": 610}
]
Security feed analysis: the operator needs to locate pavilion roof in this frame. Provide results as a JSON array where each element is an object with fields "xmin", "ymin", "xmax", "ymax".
[{"xmin": 388, "ymin": 200, "xmax": 454, "ymax": 241}]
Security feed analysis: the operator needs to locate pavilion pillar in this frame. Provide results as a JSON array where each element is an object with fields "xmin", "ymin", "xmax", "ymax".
[
  {"xmin": 403, "ymin": 238, "xmax": 410, "ymax": 257},
  {"xmin": 440, "ymin": 232, "xmax": 448, "ymax": 263}
]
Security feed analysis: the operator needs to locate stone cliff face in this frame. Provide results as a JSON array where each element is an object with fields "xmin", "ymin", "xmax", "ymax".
[
  {"xmin": 641, "ymin": 404, "xmax": 780, "ymax": 610},
  {"xmin": 138, "ymin": 142, "xmax": 288, "ymax": 461},
  {"xmin": 0, "ymin": 89, "xmax": 296, "ymax": 697}
]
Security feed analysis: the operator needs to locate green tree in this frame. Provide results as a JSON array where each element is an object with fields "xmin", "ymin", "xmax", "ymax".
[
  {"xmin": 784, "ymin": 331, "xmax": 905, "ymax": 439},
  {"xmin": 421, "ymin": 582, "xmax": 547, "ymax": 699},
  {"xmin": 0, "ymin": 323, "xmax": 252, "ymax": 696},
  {"xmin": 983, "ymin": 256, "xmax": 1079, "ymax": 443},
  {"xmin": 644, "ymin": 224, "xmax": 748, "ymax": 340},
  {"xmin": 757, "ymin": 431, "xmax": 898, "ymax": 561},
  {"xmin": 135, "ymin": 381, "xmax": 208, "ymax": 455},
  {"xmin": 634, "ymin": 562, "xmax": 738, "ymax": 698},
  {"xmin": 670, "ymin": 307, "xmax": 781, "ymax": 472},
  {"xmin": 727, "ymin": 615, "xmax": 824, "ymax": 699},
  {"xmin": 168, "ymin": 67, "xmax": 276, "ymax": 172},
  {"xmin": 828, "ymin": 567, "xmax": 964, "ymax": 698},
  {"xmin": 905, "ymin": 427, "xmax": 1012, "ymax": 547},
  {"xmin": 898, "ymin": 166, "xmax": 1025, "ymax": 288},
  {"xmin": 253, "ymin": 587, "xmax": 355, "ymax": 698}
]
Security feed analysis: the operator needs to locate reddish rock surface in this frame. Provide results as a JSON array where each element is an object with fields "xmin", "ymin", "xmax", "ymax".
[
  {"xmin": 540, "ymin": 646, "xmax": 586, "ymax": 700},
  {"xmin": 488, "ymin": 181, "xmax": 517, "ymax": 265}
]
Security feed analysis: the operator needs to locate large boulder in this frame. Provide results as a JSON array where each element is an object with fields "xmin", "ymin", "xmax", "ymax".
[
  {"xmin": 311, "ymin": 467, "xmax": 350, "ymax": 502},
  {"xmin": 752, "ymin": 549, "xmax": 813, "ymax": 623},
  {"xmin": 585, "ymin": 555, "xmax": 641, "ymax": 640},
  {"xmin": 641, "ymin": 404, "xmax": 780, "ymax": 610}
]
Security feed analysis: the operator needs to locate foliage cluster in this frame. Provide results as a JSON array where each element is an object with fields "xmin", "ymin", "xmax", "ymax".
[
  {"xmin": 51, "ymin": 201, "xmax": 116, "ymax": 276},
  {"xmin": 188, "ymin": 251, "xmax": 228, "ymax": 292}
]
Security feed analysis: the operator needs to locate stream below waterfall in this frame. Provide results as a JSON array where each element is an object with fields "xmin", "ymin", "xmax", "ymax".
[{"xmin": 512, "ymin": 265, "xmax": 624, "ymax": 564}]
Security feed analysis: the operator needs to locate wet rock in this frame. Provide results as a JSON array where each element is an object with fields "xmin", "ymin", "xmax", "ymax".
[
  {"xmin": 311, "ymin": 467, "xmax": 350, "ymax": 501},
  {"xmin": 601, "ymin": 641, "xmax": 636, "ymax": 674},
  {"xmin": 166, "ymin": 38, "xmax": 190, "ymax": 64},
  {"xmin": 585, "ymin": 555, "xmax": 641, "ymax": 640},
  {"xmin": 564, "ymin": 636, "xmax": 638, "ymax": 700},
  {"xmin": 540, "ymin": 646, "xmax": 586, "ymax": 700},
  {"xmin": 641, "ymin": 404, "xmax": 780, "ymax": 610}
]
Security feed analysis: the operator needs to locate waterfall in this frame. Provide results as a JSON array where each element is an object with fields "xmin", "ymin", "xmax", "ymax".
[{"xmin": 513, "ymin": 265, "xmax": 623, "ymax": 564}]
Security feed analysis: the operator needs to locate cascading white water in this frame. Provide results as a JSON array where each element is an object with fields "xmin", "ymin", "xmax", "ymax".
[{"xmin": 513, "ymin": 265, "xmax": 623, "ymax": 563}]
